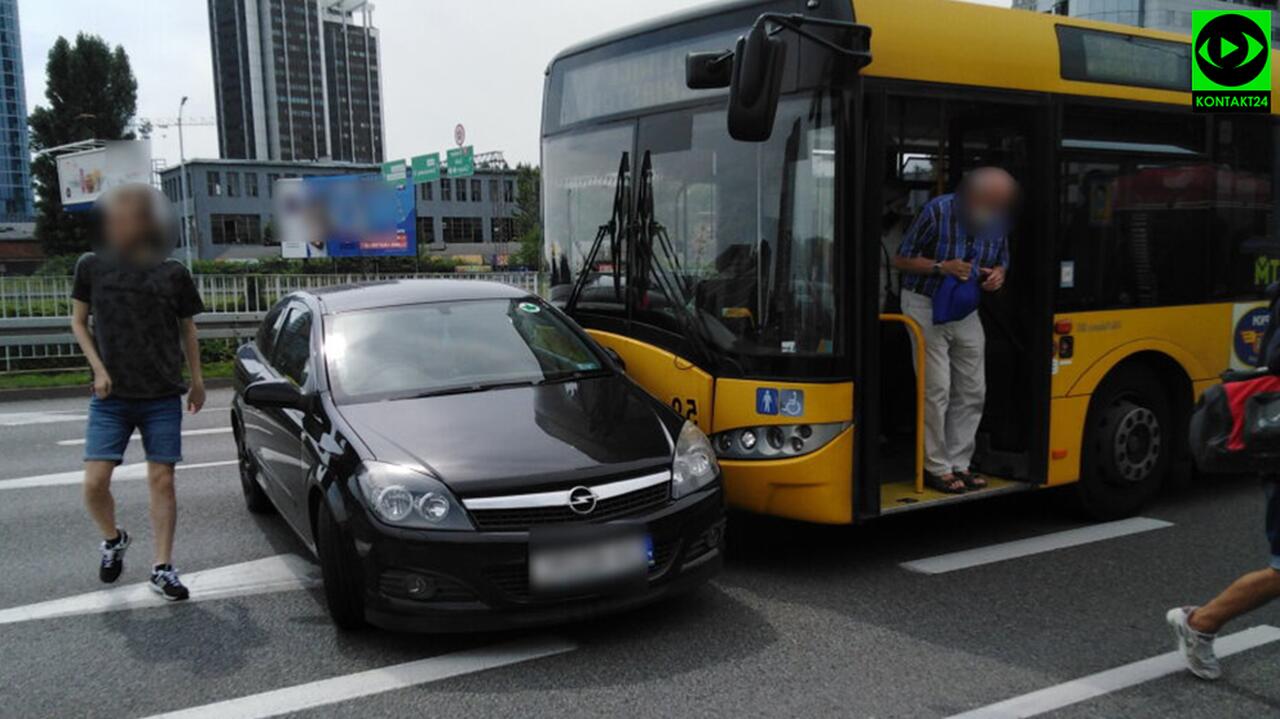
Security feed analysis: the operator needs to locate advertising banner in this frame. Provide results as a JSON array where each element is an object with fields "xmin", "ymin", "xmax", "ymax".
[
  {"xmin": 275, "ymin": 174, "xmax": 417, "ymax": 258},
  {"xmin": 56, "ymin": 140, "xmax": 153, "ymax": 212}
]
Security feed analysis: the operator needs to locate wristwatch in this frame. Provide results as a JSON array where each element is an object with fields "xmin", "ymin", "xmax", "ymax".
[{"xmin": 931, "ymin": 261, "xmax": 942, "ymax": 276}]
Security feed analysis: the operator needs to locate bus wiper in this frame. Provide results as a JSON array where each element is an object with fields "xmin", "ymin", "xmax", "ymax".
[
  {"xmin": 566, "ymin": 152, "xmax": 631, "ymax": 315},
  {"xmin": 633, "ymin": 150, "xmax": 733, "ymax": 372}
]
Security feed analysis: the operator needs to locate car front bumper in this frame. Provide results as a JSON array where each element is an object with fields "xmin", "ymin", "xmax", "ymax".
[{"xmin": 345, "ymin": 485, "xmax": 726, "ymax": 632}]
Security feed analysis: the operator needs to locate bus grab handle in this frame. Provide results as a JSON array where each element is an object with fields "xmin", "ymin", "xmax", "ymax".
[{"xmin": 879, "ymin": 314, "xmax": 926, "ymax": 495}]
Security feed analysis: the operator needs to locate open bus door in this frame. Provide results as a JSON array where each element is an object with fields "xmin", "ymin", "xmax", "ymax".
[{"xmin": 856, "ymin": 89, "xmax": 1054, "ymax": 519}]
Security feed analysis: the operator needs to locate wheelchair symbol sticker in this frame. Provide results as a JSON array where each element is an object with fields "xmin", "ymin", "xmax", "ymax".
[
  {"xmin": 779, "ymin": 389, "xmax": 805, "ymax": 417},
  {"xmin": 756, "ymin": 388, "xmax": 779, "ymax": 415}
]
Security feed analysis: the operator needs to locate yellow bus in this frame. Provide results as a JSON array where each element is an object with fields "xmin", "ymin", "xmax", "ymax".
[{"xmin": 540, "ymin": 0, "xmax": 1279, "ymax": 524}]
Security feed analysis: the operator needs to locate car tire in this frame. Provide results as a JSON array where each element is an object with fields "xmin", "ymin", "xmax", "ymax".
[
  {"xmin": 1077, "ymin": 366, "xmax": 1171, "ymax": 520},
  {"xmin": 316, "ymin": 502, "xmax": 367, "ymax": 630},
  {"xmin": 235, "ymin": 424, "xmax": 275, "ymax": 515}
]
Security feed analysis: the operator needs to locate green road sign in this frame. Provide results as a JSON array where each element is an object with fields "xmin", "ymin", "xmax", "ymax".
[
  {"xmin": 1192, "ymin": 9, "xmax": 1271, "ymax": 113},
  {"xmin": 410, "ymin": 153, "xmax": 441, "ymax": 184},
  {"xmin": 447, "ymin": 146, "xmax": 475, "ymax": 178},
  {"xmin": 381, "ymin": 159, "xmax": 407, "ymax": 184}
]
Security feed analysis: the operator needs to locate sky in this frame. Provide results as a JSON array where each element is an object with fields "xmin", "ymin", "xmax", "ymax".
[{"xmin": 18, "ymin": 0, "xmax": 1011, "ymax": 169}]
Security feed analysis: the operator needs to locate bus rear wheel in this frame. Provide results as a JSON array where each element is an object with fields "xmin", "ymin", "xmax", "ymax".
[{"xmin": 1077, "ymin": 367, "xmax": 1170, "ymax": 520}]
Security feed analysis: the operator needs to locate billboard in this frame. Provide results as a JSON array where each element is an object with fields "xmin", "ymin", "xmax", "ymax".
[
  {"xmin": 275, "ymin": 174, "xmax": 416, "ymax": 259},
  {"xmin": 56, "ymin": 140, "xmax": 153, "ymax": 212}
]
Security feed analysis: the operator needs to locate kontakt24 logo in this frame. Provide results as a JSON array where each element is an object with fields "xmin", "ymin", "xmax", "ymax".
[{"xmin": 1192, "ymin": 9, "xmax": 1272, "ymax": 113}]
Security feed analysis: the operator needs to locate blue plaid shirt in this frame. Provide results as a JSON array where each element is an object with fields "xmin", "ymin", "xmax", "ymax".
[{"xmin": 897, "ymin": 193, "xmax": 1010, "ymax": 298}]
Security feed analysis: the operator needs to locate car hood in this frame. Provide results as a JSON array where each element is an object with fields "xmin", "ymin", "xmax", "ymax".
[{"xmin": 336, "ymin": 374, "xmax": 676, "ymax": 496}]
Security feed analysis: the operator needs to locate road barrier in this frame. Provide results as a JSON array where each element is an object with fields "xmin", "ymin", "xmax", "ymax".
[{"xmin": 0, "ymin": 272, "xmax": 540, "ymax": 372}]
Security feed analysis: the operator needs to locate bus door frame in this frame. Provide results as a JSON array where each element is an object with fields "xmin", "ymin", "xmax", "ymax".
[{"xmin": 852, "ymin": 80, "xmax": 1057, "ymax": 522}]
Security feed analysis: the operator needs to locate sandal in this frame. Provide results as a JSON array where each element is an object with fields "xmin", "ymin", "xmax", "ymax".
[
  {"xmin": 956, "ymin": 470, "xmax": 988, "ymax": 490},
  {"xmin": 924, "ymin": 471, "xmax": 967, "ymax": 494}
]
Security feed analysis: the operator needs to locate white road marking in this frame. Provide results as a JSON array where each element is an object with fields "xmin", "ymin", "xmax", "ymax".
[
  {"xmin": 0, "ymin": 459, "xmax": 236, "ymax": 491},
  {"xmin": 0, "ymin": 554, "xmax": 320, "ymax": 625},
  {"xmin": 900, "ymin": 517, "xmax": 1173, "ymax": 574},
  {"xmin": 143, "ymin": 636, "xmax": 577, "ymax": 719},
  {"xmin": 948, "ymin": 625, "xmax": 1280, "ymax": 718},
  {"xmin": 56, "ymin": 426, "xmax": 233, "ymax": 446},
  {"xmin": 0, "ymin": 411, "xmax": 87, "ymax": 426}
]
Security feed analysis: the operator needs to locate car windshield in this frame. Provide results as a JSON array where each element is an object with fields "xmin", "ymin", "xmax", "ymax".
[{"xmin": 324, "ymin": 298, "xmax": 606, "ymax": 404}]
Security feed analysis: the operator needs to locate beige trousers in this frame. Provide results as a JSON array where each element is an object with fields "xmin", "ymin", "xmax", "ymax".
[{"xmin": 900, "ymin": 290, "xmax": 986, "ymax": 476}]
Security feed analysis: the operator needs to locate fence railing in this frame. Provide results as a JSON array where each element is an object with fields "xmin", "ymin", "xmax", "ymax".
[
  {"xmin": 0, "ymin": 272, "xmax": 539, "ymax": 320},
  {"xmin": 0, "ymin": 272, "xmax": 540, "ymax": 372}
]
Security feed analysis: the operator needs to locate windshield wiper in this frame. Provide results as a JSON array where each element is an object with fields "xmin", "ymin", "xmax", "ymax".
[
  {"xmin": 566, "ymin": 152, "xmax": 631, "ymax": 315},
  {"xmin": 398, "ymin": 379, "xmax": 539, "ymax": 400},
  {"xmin": 633, "ymin": 150, "xmax": 732, "ymax": 372},
  {"xmin": 539, "ymin": 368, "xmax": 612, "ymax": 385}
]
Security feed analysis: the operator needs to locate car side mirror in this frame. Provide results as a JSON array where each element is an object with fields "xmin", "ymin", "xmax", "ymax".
[
  {"xmin": 685, "ymin": 50, "xmax": 733, "ymax": 89},
  {"xmin": 244, "ymin": 379, "xmax": 308, "ymax": 411},
  {"xmin": 604, "ymin": 347, "xmax": 626, "ymax": 372},
  {"xmin": 727, "ymin": 24, "xmax": 787, "ymax": 142}
]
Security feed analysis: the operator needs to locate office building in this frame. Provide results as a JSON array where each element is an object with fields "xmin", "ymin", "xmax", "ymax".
[
  {"xmin": 0, "ymin": 0, "xmax": 32, "ymax": 222},
  {"xmin": 207, "ymin": 0, "xmax": 384, "ymax": 163},
  {"xmin": 159, "ymin": 159, "xmax": 520, "ymax": 263},
  {"xmin": 1013, "ymin": 0, "xmax": 1280, "ymax": 39}
]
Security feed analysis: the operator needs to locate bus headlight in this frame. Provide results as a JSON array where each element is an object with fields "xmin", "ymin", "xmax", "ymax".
[
  {"xmin": 357, "ymin": 462, "xmax": 474, "ymax": 531},
  {"xmin": 672, "ymin": 421, "xmax": 720, "ymax": 499},
  {"xmin": 712, "ymin": 422, "xmax": 849, "ymax": 460}
]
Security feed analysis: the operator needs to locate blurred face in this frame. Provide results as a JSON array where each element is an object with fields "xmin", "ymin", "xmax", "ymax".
[
  {"xmin": 965, "ymin": 173, "xmax": 1017, "ymax": 232},
  {"xmin": 102, "ymin": 188, "xmax": 160, "ymax": 260}
]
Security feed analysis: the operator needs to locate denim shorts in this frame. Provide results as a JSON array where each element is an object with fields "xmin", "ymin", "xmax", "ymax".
[
  {"xmin": 84, "ymin": 395, "xmax": 183, "ymax": 465},
  {"xmin": 1267, "ymin": 481, "xmax": 1280, "ymax": 572}
]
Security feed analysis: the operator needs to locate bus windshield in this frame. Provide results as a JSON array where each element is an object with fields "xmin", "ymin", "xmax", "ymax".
[{"xmin": 544, "ymin": 92, "xmax": 841, "ymax": 364}]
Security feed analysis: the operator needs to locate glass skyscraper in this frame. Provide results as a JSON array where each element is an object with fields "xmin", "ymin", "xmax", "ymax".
[{"xmin": 0, "ymin": 0, "xmax": 30, "ymax": 222}]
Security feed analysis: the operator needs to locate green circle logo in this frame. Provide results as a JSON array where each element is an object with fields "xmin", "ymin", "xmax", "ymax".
[{"xmin": 1195, "ymin": 14, "xmax": 1269, "ymax": 88}]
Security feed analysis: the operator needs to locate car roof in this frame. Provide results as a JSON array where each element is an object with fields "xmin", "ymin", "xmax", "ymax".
[{"xmin": 306, "ymin": 279, "xmax": 531, "ymax": 314}]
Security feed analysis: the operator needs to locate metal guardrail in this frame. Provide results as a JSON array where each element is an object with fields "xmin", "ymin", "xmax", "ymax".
[{"xmin": 0, "ymin": 272, "xmax": 540, "ymax": 372}]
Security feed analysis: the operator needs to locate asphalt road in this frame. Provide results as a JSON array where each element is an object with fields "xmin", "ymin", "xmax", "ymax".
[{"xmin": 1, "ymin": 388, "xmax": 1278, "ymax": 718}]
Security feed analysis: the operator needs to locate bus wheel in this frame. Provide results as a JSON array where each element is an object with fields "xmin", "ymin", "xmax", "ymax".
[{"xmin": 1078, "ymin": 367, "xmax": 1170, "ymax": 520}]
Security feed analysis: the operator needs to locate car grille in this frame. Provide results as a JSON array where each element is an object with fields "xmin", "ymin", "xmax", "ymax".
[{"xmin": 468, "ymin": 481, "xmax": 671, "ymax": 532}]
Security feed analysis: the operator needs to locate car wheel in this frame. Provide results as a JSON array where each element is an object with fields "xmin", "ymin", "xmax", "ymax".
[
  {"xmin": 235, "ymin": 425, "xmax": 275, "ymax": 515},
  {"xmin": 1077, "ymin": 366, "xmax": 1171, "ymax": 520},
  {"xmin": 316, "ymin": 502, "xmax": 367, "ymax": 630}
]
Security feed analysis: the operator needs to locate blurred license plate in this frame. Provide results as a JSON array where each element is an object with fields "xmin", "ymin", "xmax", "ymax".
[{"xmin": 529, "ymin": 526, "xmax": 649, "ymax": 596}]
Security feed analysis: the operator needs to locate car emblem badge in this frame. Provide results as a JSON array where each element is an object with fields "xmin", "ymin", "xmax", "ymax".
[{"xmin": 568, "ymin": 486, "xmax": 598, "ymax": 515}]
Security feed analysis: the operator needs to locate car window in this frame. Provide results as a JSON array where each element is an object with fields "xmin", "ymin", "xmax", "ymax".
[
  {"xmin": 273, "ymin": 306, "xmax": 313, "ymax": 386},
  {"xmin": 257, "ymin": 302, "xmax": 290, "ymax": 360},
  {"xmin": 325, "ymin": 298, "xmax": 604, "ymax": 403}
]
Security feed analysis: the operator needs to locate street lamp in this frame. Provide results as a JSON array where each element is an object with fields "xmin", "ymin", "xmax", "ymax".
[{"xmin": 177, "ymin": 96, "xmax": 193, "ymax": 267}]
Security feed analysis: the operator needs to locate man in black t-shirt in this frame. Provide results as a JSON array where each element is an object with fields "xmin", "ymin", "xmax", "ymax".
[{"xmin": 70, "ymin": 184, "xmax": 205, "ymax": 601}]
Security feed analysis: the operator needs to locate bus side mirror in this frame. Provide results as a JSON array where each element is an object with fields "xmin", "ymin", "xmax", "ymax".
[
  {"xmin": 686, "ymin": 51, "xmax": 733, "ymax": 89},
  {"xmin": 728, "ymin": 24, "xmax": 786, "ymax": 142}
]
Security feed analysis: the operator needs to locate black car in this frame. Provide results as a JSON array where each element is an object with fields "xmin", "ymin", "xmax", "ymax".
[{"xmin": 231, "ymin": 280, "xmax": 725, "ymax": 631}]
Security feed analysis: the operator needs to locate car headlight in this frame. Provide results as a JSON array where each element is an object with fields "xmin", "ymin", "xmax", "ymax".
[
  {"xmin": 356, "ymin": 461, "xmax": 474, "ymax": 530},
  {"xmin": 672, "ymin": 421, "xmax": 720, "ymax": 499}
]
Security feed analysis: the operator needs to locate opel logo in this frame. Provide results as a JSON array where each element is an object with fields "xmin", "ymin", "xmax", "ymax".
[{"xmin": 568, "ymin": 486, "xmax": 598, "ymax": 515}]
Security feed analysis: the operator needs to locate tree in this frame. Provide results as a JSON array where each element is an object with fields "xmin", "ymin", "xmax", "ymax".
[
  {"xmin": 28, "ymin": 34, "xmax": 138, "ymax": 256},
  {"xmin": 510, "ymin": 163, "xmax": 542, "ymax": 269}
]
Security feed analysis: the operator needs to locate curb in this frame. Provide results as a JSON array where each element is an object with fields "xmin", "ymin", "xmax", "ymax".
[{"xmin": 0, "ymin": 377, "xmax": 234, "ymax": 403}]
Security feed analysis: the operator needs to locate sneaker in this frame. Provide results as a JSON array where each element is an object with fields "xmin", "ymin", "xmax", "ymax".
[
  {"xmin": 98, "ymin": 529, "xmax": 130, "ymax": 584},
  {"xmin": 149, "ymin": 565, "xmax": 190, "ymax": 602},
  {"xmin": 1167, "ymin": 606, "xmax": 1222, "ymax": 680}
]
